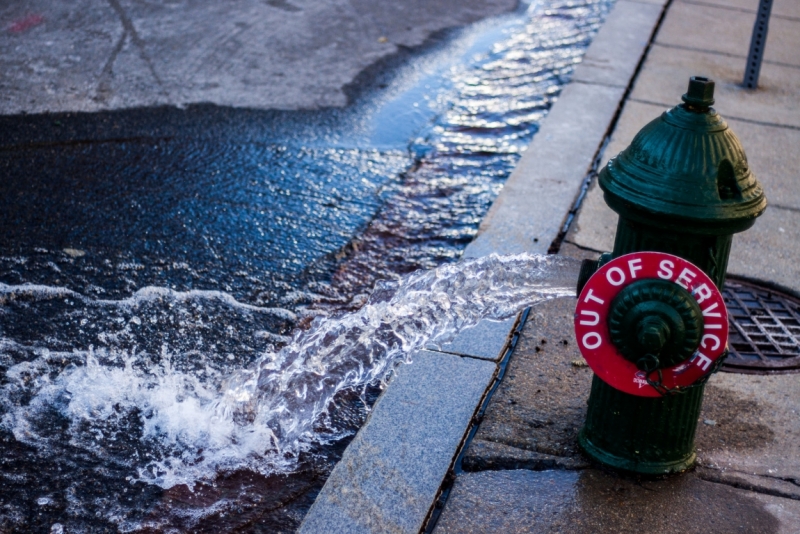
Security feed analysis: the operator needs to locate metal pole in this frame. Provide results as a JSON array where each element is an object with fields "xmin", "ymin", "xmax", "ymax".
[{"xmin": 743, "ymin": 0, "xmax": 774, "ymax": 89}]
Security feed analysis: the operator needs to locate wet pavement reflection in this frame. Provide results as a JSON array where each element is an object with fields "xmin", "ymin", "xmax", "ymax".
[
  {"xmin": 436, "ymin": 468, "xmax": 782, "ymax": 533},
  {"xmin": 0, "ymin": 0, "xmax": 613, "ymax": 531}
]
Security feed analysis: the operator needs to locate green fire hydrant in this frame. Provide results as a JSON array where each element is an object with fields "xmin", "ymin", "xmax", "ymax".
[{"xmin": 574, "ymin": 77, "xmax": 767, "ymax": 474}]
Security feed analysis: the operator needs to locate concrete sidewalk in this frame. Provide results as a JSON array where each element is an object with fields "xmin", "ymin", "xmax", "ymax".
[
  {"xmin": 566, "ymin": 0, "xmax": 800, "ymax": 297},
  {"xmin": 437, "ymin": 0, "xmax": 800, "ymax": 531}
]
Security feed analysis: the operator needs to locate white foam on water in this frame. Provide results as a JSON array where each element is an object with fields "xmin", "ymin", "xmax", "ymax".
[{"xmin": 2, "ymin": 252, "xmax": 578, "ymax": 492}]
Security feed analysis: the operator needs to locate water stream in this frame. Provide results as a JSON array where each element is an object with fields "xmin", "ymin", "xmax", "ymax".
[
  {"xmin": 2, "ymin": 254, "xmax": 577, "ymax": 531},
  {"xmin": 3, "ymin": 255, "xmax": 577, "ymax": 476}
]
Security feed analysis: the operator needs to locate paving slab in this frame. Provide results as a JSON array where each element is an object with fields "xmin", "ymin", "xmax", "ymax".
[
  {"xmin": 727, "ymin": 117, "xmax": 800, "ymax": 210},
  {"xmin": 436, "ymin": 468, "xmax": 800, "ymax": 533},
  {"xmin": 434, "ymin": 0, "xmax": 800, "ymax": 531},
  {"xmin": 567, "ymin": 191, "xmax": 800, "ymax": 295},
  {"xmin": 593, "ymin": 100, "xmax": 800, "ymax": 203},
  {"xmin": 470, "ymin": 297, "xmax": 592, "ymax": 459},
  {"xmin": 598, "ymin": 99, "xmax": 669, "ymax": 168},
  {"xmin": 696, "ymin": 371, "xmax": 800, "ymax": 483},
  {"xmin": 567, "ymin": 179, "xmax": 617, "ymax": 255},
  {"xmin": 0, "ymin": 0, "xmax": 516, "ymax": 114},
  {"xmin": 728, "ymin": 206, "xmax": 800, "ymax": 295},
  {"xmin": 571, "ymin": 0, "xmax": 665, "ymax": 88},
  {"xmin": 569, "ymin": 101, "xmax": 800, "ymax": 295},
  {"xmin": 657, "ymin": 1, "xmax": 800, "ymax": 67},
  {"xmin": 444, "ymin": 280, "xmax": 800, "ymax": 532},
  {"xmin": 299, "ymin": 350, "xmax": 496, "ymax": 534},
  {"xmin": 630, "ymin": 45, "xmax": 800, "ymax": 128},
  {"xmin": 427, "ymin": 317, "xmax": 517, "ymax": 362}
]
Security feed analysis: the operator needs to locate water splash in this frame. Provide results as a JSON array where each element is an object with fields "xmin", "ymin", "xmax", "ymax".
[{"xmin": 1, "ymin": 253, "xmax": 578, "ymax": 493}]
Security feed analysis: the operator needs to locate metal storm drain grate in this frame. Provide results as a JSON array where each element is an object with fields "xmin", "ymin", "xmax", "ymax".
[{"xmin": 722, "ymin": 278, "xmax": 800, "ymax": 374}]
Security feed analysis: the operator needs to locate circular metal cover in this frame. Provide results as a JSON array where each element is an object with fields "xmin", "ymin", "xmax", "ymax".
[{"xmin": 722, "ymin": 278, "xmax": 800, "ymax": 374}]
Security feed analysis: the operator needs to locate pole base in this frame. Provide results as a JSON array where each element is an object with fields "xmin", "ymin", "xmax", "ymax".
[{"xmin": 578, "ymin": 428, "xmax": 696, "ymax": 475}]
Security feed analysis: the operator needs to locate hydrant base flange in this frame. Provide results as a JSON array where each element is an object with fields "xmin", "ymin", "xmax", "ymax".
[{"xmin": 578, "ymin": 430, "xmax": 696, "ymax": 475}]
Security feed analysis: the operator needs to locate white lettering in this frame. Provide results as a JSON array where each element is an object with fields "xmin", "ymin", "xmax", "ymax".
[
  {"xmin": 704, "ymin": 323, "xmax": 723, "ymax": 330},
  {"xmin": 583, "ymin": 289, "xmax": 605, "ymax": 305},
  {"xmin": 701, "ymin": 334, "xmax": 721, "ymax": 351},
  {"xmin": 582, "ymin": 332, "xmax": 603, "ymax": 350},
  {"xmin": 606, "ymin": 267, "xmax": 626, "ymax": 286},
  {"xmin": 579, "ymin": 310, "xmax": 600, "ymax": 326},
  {"xmin": 702, "ymin": 302, "xmax": 723, "ymax": 318},
  {"xmin": 676, "ymin": 268, "xmax": 697, "ymax": 289},
  {"xmin": 692, "ymin": 351, "xmax": 713, "ymax": 371},
  {"xmin": 657, "ymin": 259, "xmax": 674, "ymax": 280},
  {"xmin": 628, "ymin": 258, "xmax": 643, "ymax": 279},
  {"xmin": 693, "ymin": 283, "xmax": 713, "ymax": 304}
]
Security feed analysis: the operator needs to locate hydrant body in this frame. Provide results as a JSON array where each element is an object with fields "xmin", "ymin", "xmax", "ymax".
[{"xmin": 577, "ymin": 77, "xmax": 767, "ymax": 474}]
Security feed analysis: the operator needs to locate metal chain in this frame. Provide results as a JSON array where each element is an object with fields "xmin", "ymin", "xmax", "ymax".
[{"xmin": 641, "ymin": 350, "xmax": 729, "ymax": 397}]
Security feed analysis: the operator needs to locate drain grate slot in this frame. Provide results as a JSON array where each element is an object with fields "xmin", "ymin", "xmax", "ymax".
[{"xmin": 722, "ymin": 278, "xmax": 800, "ymax": 374}]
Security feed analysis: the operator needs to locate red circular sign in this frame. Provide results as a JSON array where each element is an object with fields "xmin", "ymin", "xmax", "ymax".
[{"xmin": 574, "ymin": 252, "xmax": 728, "ymax": 397}]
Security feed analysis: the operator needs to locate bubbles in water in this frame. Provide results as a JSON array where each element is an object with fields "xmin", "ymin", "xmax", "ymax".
[{"xmin": 1, "ymin": 253, "xmax": 578, "ymax": 494}]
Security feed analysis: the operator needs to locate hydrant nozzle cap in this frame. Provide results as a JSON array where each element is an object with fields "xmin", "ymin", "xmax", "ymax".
[{"xmin": 682, "ymin": 76, "xmax": 715, "ymax": 109}]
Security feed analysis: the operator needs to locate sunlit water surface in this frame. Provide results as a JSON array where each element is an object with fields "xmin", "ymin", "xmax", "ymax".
[{"xmin": 0, "ymin": 0, "xmax": 612, "ymax": 531}]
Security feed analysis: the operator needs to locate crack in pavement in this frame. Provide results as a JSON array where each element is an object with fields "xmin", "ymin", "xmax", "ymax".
[
  {"xmin": 106, "ymin": 0, "xmax": 168, "ymax": 96},
  {"xmin": 698, "ymin": 466, "xmax": 800, "ymax": 501},
  {"xmin": 96, "ymin": 29, "xmax": 128, "ymax": 102}
]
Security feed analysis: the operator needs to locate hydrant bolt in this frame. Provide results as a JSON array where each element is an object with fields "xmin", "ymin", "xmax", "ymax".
[
  {"xmin": 682, "ymin": 75, "xmax": 715, "ymax": 109},
  {"xmin": 637, "ymin": 317, "xmax": 669, "ymax": 354}
]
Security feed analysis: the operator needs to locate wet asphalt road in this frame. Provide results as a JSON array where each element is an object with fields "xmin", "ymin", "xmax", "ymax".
[{"xmin": 0, "ymin": 105, "xmax": 409, "ymax": 309}]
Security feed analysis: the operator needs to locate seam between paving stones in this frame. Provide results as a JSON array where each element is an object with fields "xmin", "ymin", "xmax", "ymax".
[
  {"xmin": 630, "ymin": 97, "xmax": 800, "ymax": 131},
  {"xmin": 548, "ymin": 0, "xmax": 674, "ymax": 254},
  {"xmin": 652, "ymin": 41, "xmax": 800, "ymax": 71},
  {"xmin": 437, "ymin": 350, "xmax": 509, "ymax": 361},
  {"xmin": 430, "ymin": 0, "xmax": 676, "ymax": 525},
  {"xmin": 563, "ymin": 238, "xmax": 606, "ymax": 254},
  {"xmin": 462, "ymin": 444, "xmax": 592, "ymax": 473},
  {"xmin": 299, "ymin": 350, "xmax": 498, "ymax": 534},
  {"xmin": 696, "ymin": 467, "xmax": 800, "ymax": 501},
  {"xmin": 421, "ymin": 310, "xmax": 528, "ymax": 533}
]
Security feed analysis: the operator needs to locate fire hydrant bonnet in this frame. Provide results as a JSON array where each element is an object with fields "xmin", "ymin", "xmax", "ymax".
[{"xmin": 599, "ymin": 78, "xmax": 766, "ymax": 234}]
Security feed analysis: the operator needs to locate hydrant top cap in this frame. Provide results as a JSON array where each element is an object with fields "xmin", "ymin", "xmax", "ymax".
[
  {"xmin": 682, "ymin": 76, "xmax": 715, "ymax": 108},
  {"xmin": 598, "ymin": 76, "xmax": 767, "ymax": 234}
]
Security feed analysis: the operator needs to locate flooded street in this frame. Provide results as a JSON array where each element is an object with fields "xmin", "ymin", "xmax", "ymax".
[{"xmin": 0, "ymin": 0, "xmax": 613, "ymax": 531}]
